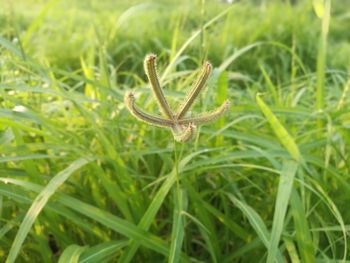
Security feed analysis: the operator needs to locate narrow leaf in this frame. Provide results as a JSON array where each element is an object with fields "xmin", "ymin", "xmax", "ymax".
[
  {"xmin": 5, "ymin": 157, "xmax": 92, "ymax": 263},
  {"xmin": 119, "ymin": 150, "xmax": 205, "ymax": 263},
  {"xmin": 256, "ymin": 94, "xmax": 301, "ymax": 161},
  {"xmin": 290, "ymin": 190, "xmax": 315, "ymax": 263},
  {"xmin": 168, "ymin": 188, "xmax": 188, "ymax": 263},
  {"xmin": 267, "ymin": 160, "xmax": 298, "ymax": 263},
  {"xmin": 228, "ymin": 194, "xmax": 285, "ymax": 263},
  {"xmin": 58, "ymin": 245, "xmax": 87, "ymax": 263},
  {"xmin": 79, "ymin": 241, "xmax": 128, "ymax": 263}
]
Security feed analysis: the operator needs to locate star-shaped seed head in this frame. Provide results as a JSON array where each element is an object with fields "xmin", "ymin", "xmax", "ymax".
[{"xmin": 124, "ymin": 54, "xmax": 230, "ymax": 143}]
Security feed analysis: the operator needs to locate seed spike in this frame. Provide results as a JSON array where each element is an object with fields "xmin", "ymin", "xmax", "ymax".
[
  {"xmin": 124, "ymin": 92, "xmax": 173, "ymax": 128},
  {"xmin": 178, "ymin": 100, "xmax": 231, "ymax": 125},
  {"xmin": 176, "ymin": 62, "xmax": 212, "ymax": 119},
  {"xmin": 125, "ymin": 54, "xmax": 230, "ymax": 143},
  {"xmin": 144, "ymin": 54, "xmax": 174, "ymax": 120}
]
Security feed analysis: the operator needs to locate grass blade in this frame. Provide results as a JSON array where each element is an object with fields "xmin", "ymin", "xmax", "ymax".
[
  {"xmin": 5, "ymin": 157, "xmax": 92, "ymax": 263},
  {"xmin": 260, "ymin": 65, "xmax": 280, "ymax": 106},
  {"xmin": 315, "ymin": 0, "xmax": 331, "ymax": 111},
  {"xmin": 22, "ymin": 0, "xmax": 60, "ymax": 48},
  {"xmin": 228, "ymin": 194, "xmax": 285, "ymax": 262},
  {"xmin": 0, "ymin": 178, "xmax": 190, "ymax": 261},
  {"xmin": 79, "ymin": 240, "xmax": 128, "ymax": 263},
  {"xmin": 218, "ymin": 42, "xmax": 262, "ymax": 72},
  {"xmin": 0, "ymin": 36, "xmax": 22, "ymax": 58},
  {"xmin": 168, "ymin": 188, "xmax": 187, "ymax": 263},
  {"xmin": 284, "ymin": 236, "xmax": 301, "ymax": 263},
  {"xmin": 267, "ymin": 160, "xmax": 298, "ymax": 263},
  {"xmin": 228, "ymin": 194, "xmax": 270, "ymax": 246},
  {"xmin": 161, "ymin": 7, "xmax": 233, "ymax": 81},
  {"xmin": 58, "ymin": 244, "xmax": 88, "ymax": 263},
  {"xmin": 256, "ymin": 94, "xmax": 301, "ymax": 162},
  {"xmin": 119, "ymin": 150, "xmax": 205, "ymax": 263},
  {"xmin": 290, "ymin": 190, "xmax": 315, "ymax": 263}
]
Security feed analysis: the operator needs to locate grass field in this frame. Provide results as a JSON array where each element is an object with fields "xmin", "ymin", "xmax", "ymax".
[{"xmin": 0, "ymin": 0, "xmax": 350, "ymax": 262}]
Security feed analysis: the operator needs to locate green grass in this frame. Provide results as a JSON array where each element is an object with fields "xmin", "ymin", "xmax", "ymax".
[{"xmin": 0, "ymin": 0, "xmax": 350, "ymax": 262}]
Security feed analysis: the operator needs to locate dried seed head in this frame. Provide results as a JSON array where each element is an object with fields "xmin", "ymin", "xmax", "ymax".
[
  {"xmin": 179, "ymin": 99, "xmax": 231, "ymax": 125},
  {"xmin": 144, "ymin": 54, "xmax": 174, "ymax": 120},
  {"xmin": 176, "ymin": 61, "xmax": 213, "ymax": 119},
  {"xmin": 124, "ymin": 92, "xmax": 172, "ymax": 128},
  {"xmin": 124, "ymin": 54, "xmax": 230, "ymax": 143},
  {"xmin": 172, "ymin": 123, "xmax": 197, "ymax": 142}
]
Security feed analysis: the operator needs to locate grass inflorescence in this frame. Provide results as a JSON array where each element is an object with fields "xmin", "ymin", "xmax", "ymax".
[{"xmin": 125, "ymin": 54, "xmax": 230, "ymax": 142}]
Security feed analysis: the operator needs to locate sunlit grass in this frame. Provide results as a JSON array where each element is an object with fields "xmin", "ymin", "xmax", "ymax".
[{"xmin": 0, "ymin": 0, "xmax": 349, "ymax": 262}]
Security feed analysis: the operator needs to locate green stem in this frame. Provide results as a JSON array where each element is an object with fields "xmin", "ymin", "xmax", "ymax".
[{"xmin": 316, "ymin": 0, "xmax": 331, "ymax": 130}]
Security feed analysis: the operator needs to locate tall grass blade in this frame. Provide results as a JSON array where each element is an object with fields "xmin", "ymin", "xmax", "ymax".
[
  {"xmin": 227, "ymin": 194, "xmax": 285, "ymax": 262},
  {"xmin": 284, "ymin": 236, "xmax": 301, "ymax": 263},
  {"xmin": 168, "ymin": 188, "xmax": 187, "ymax": 263},
  {"xmin": 22, "ymin": 0, "xmax": 60, "ymax": 48},
  {"xmin": 260, "ymin": 65, "xmax": 280, "ymax": 106},
  {"xmin": 0, "ymin": 179, "xmax": 188, "ymax": 261},
  {"xmin": 315, "ymin": 0, "xmax": 331, "ymax": 129},
  {"xmin": 119, "ymin": 150, "xmax": 205, "ymax": 263},
  {"xmin": 79, "ymin": 240, "xmax": 128, "ymax": 263},
  {"xmin": 267, "ymin": 160, "xmax": 298, "ymax": 263},
  {"xmin": 161, "ymin": 7, "xmax": 233, "ymax": 81},
  {"xmin": 58, "ymin": 244, "xmax": 88, "ymax": 263},
  {"xmin": 5, "ymin": 157, "xmax": 92, "ymax": 263},
  {"xmin": 290, "ymin": 190, "xmax": 315, "ymax": 263},
  {"xmin": 218, "ymin": 42, "xmax": 262, "ymax": 72},
  {"xmin": 256, "ymin": 94, "xmax": 301, "ymax": 161},
  {"xmin": 0, "ymin": 36, "xmax": 22, "ymax": 58}
]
